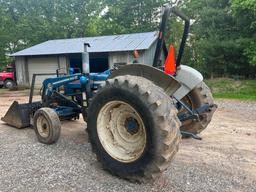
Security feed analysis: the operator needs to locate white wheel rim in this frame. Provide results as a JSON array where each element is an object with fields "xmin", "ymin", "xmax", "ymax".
[
  {"xmin": 36, "ymin": 115, "xmax": 50, "ymax": 138},
  {"xmin": 97, "ymin": 101, "xmax": 146, "ymax": 163},
  {"xmin": 6, "ymin": 82, "xmax": 12, "ymax": 88}
]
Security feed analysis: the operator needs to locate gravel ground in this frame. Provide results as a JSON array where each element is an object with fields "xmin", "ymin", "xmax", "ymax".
[{"xmin": 0, "ymin": 93, "xmax": 255, "ymax": 192}]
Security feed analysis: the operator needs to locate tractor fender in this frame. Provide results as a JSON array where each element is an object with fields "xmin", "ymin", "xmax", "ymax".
[
  {"xmin": 173, "ymin": 65, "xmax": 203, "ymax": 100},
  {"xmin": 108, "ymin": 64, "xmax": 181, "ymax": 96}
]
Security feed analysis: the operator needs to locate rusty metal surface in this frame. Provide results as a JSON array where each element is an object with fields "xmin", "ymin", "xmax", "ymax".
[
  {"xmin": 1, "ymin": 101, "xmax": 41, "ymax": 128},
  {"xmin": 108, "ymin": 64, "xmax": 181, "ymax": 96}
]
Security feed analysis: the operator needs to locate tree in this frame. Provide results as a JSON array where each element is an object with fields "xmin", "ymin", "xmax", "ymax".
[
  {"xmin": 232, "ymin": 0, "xmax": 256, "ymax": 66},
  {"xmin": 0, "ymin": 0, "xmax": 255, "ymax": 78},
  {"xmin": 0, "ymin": 0, "xmax": 104, "ymax": 68},
  {"xmin": 101, "ymin": 0, "xmax": 169, "ymax": 34},
  {"xmin": 181, "ymin": 0, "xmax": 256, "ymax": 78}
]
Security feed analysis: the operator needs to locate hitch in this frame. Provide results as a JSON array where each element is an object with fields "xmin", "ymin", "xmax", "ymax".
[
  {"xmin": 174, "ymin": 97, "xmax": 217, "ymax": 140},
  {"xmin": 175, "ymin": 97, "xmax": 216, "ymax": 122},
  {"xmin": 180, "ymin": 131, "xmax": 202, "ymax": 140}
]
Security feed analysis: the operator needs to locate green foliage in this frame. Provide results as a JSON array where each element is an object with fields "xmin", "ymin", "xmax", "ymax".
[
  {"xmin": 0, "ymin": 0, "xmax": 255, "ymax": 78},
  {"xmin": 232, "ymin": 0, "xmax": 256, "ymax": 11},
  {"xmin": 0, "ymin": 0, "xmax": 167, "ymax": 68},
  {"xmin": 100, "ymin": 0, "xmax": 169, "ymax": 34},
  {"xmin": 232, "ymin": 0, "xmax": 256, "ymax": 66},
  {"xmin": 205, "ymin": 78, "xmax": 256, "ymax": 100},
  {"xmin": 244, "ymin": 43, "xmax": 256, "ymax": 66},
  {"xmin": 179, "ymin": 0, "xmax": 256, "ymax": 78},
  {"xmin": 0, "ymin": 0, "xmax": 104, "ymax": 68}
]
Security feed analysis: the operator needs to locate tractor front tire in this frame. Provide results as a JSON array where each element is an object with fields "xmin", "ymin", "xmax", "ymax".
[
  {"xmin": 180, "ymin": 81, "xmax": 216, "ymax": 134},
  {"xmin": 87, "ymin": 75, "xmax": 181, "ymax": 182},
  {"xmin": 33, "ymin": 108, "xmax": 61, "ymax": 144}
]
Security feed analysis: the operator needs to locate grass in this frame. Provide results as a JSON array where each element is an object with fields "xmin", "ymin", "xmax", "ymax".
[
  {"xmin": 0, "ymin": 88, "xmax": 30, "ymax": 95},
  {"xmin": 0, "ymin": 88, "xmax": 6, "ymax": 94},
  {"xmin": 205, "ymin": 78, "xmax": 256, "ymax": 101}
]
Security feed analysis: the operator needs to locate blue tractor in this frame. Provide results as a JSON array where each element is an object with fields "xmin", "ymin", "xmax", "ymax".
[{"xmin": 2, "ymin": 5, "xmax": 217, "ymax": 182}]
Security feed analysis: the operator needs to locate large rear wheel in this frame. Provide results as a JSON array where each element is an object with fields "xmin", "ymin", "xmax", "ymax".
[
  {"xmin": 179, "ymin": 81, "xmax": 216, "ymax": 134},
  {"xmin": 87, "ymin": 75, "xmax": 181, "ymax": 182}
]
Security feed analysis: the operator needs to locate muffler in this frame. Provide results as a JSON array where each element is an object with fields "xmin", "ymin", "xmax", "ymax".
[{"xmin": 1, "ymin": 101, "xmax": 41, "ymax": 128}]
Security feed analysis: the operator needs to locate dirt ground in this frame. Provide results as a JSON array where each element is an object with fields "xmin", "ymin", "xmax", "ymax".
[{"xmin": 0, "ymin": 90, "xmax": 255, "ymax": 192}]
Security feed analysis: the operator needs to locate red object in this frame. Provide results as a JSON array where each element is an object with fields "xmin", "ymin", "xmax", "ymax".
[
  {"xmin": 164, "ymin": 45, "xmax": 176, "ymax": 75},
  {"xmin": 0, "ymin": 64, "xmax": 15, "ymax": 86},
  {"xmin": 133, "ymin": 50, "xmax": 139, "ymax": 59},
  {"xmin": 159, "ymin": 32, "xmax": 163, "ymax": 39}
]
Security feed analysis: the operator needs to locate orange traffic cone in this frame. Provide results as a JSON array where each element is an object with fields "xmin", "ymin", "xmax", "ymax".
[{"xmin": 165, "ymin": 45, "xmax": 176, "ymax": 75}]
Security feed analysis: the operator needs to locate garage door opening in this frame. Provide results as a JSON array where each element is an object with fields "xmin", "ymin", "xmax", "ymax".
[
  {"xmin": 89, "ymin": 53, "xmax": 109, "ymax": 73},
  {"xmin": 28, "ymin": 56, "xmax": 59, "ymax": 86},
  {"xmin": 69, "ymin": 54, "xmax": 82, "ymax": 73},
  {"xmin": 69, "ymin": 53, "xmax": 109, "ymax": 73}
]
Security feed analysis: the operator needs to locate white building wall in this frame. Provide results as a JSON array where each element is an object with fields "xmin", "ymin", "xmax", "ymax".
[
  {"xmin": 108, "ymin": 51, "xmax": 146, "ymax": 69},
  {"xmin": 108, "ymin": 42, "xmax": 165, "ymax": 69},
  {"xmin": 144, "ymin": 41, "xmax": 166, "ymax": 66},
  {"xmin": 27, "ymin": 56, "xmax": 59, "ymax": 86},
  {"xmin": 58, "ymin": 56, "xmax": 68, "ymax": 74},
  {"xmin": 15, "ymin": 56, "xmax": 29, "ymax": 86},
  {"xmin": 15, "ymin": 55, "xmax": 69, "ymax": 87}
]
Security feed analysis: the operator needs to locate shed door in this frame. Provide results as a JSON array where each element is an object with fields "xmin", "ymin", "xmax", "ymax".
[{"xmin": 28, "ymin": 57, "xmax": 59, "ymax": 86}]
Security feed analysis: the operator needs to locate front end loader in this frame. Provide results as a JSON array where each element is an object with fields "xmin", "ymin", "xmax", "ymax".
[{"xmin": 1, "ymin": 4, "xmax": 216, "ymax": 182}]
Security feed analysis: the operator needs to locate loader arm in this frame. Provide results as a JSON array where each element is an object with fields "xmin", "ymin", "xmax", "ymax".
[{"xmin": 41, "ymin": 74, "xmax": 84, "ymax": 97}]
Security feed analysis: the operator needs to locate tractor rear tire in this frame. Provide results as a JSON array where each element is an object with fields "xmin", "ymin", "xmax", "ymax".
[
  {"xmin": 33, "ymin": 108, "xmax": 61, "ymax": 144},
  {"xmin": 87, "ymin": 75, "xmax": 181, "ymax": 182},
  {"xmin": 180, "ymin": 81, "xmax": 216, "ymax": 134}
]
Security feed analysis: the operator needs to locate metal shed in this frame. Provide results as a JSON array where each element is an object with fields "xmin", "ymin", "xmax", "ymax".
[{"xmin": 11, "ymin": 31, "xmax": 166, "ymax": 86}]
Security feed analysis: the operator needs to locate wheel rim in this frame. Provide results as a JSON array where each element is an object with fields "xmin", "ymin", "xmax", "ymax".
[
  {"xmin": 97, "ymin": 101, "xmax": 146, "ymax": 163},
  {"xmin": 36, "ymin": 115, "xmax": 50, "ymax": 138},
  {"xmin": 6, "ymin": 81, "xmax": 13, "ymax": 89}
]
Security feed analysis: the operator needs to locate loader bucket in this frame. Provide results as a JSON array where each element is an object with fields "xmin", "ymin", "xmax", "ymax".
[{"xmin": 1, "ymin": 101, "xmax": 41, "ymax": 128}]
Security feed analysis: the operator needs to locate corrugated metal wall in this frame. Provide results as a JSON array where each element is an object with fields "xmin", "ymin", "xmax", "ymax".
[
  {"xmin": 27, "ymin": 56, "xmax": 59, "ymax": 86},
  {"xmin": 144, "ymin": 41, "xmax": 165, "ymax": 66},
  {"xmin": 15, "ymin": 55, "xmax": 69, "ymax": 86},
  {"xmin": 15, "ymin": 57, "xmax": 29, "ymax": 86},
  {"xmin": 108, "ymin": 41, "xmax": 165, "ymax": 68}
]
